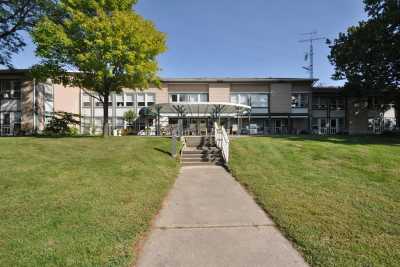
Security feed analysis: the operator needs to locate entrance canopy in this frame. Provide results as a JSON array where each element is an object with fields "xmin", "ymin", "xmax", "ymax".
[{"xmin": 148, "ymin": 102, "xmax": 251, "ymax": 117}]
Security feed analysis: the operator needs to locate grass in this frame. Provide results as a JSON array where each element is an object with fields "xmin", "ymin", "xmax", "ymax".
[
  {"xmin": 229, "ymin": 135, "xmax": 400, "ymax": 267},
  {"xmin": 0, "ymin": 137, "xmax": 179, "ymax": 267}
]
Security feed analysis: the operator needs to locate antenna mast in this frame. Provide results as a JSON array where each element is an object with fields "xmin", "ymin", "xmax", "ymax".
[{"xmin": 299, "ymin": 31, "xmax": 325, "ymax": 79}]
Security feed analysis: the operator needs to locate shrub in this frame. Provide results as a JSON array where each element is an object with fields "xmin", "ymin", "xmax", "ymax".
[{"xmin": 43, "ymin": 112, "xmax": 80, "ymax": 136}]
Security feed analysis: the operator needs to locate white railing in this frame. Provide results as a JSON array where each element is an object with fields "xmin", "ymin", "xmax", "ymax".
[
  {"xmin": 214, "ymin": 122, "xmax": 230, "ymax": 163},
  {"xmin": 180, "ymin": 136, "xmax": 187, "ymax": 159},
  {"xmin": 320, "ymin": 127, "xmax": 337, "ymax": 135}
]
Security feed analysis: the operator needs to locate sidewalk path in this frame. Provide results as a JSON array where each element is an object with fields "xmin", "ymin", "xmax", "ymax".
[{"xmin": 136, "ymin": 166, "xmax": 309, "ymax": 267}]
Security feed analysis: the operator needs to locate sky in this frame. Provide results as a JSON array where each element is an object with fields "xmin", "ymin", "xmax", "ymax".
[{"xmin": 10, "ymin": 0, "xmax": 367, "ymax": 86}]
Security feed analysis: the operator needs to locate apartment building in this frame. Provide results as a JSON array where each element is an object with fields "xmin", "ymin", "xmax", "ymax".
[{"xmin": 0, "ymin": 69, "xmax": 394, "ymax": 136}]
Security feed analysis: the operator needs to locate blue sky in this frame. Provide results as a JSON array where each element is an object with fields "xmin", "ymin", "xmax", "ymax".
[{"xmin": 10, "ymin": 0, "xmax": 366, "ymax": 86}]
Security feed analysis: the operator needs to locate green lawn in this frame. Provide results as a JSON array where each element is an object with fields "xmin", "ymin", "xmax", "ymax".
[
  {"xmin": 0, "ymin": 137, "xmax": 179, "ymax": 267},
  {"xmin": 229, "ymin": 136, "xmax": 400, "ymax": 267}
]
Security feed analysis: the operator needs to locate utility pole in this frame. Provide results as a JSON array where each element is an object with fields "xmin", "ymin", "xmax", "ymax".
[{"xmin": 299, "ymin": 31, "xmax": 325, "ymax": 79}]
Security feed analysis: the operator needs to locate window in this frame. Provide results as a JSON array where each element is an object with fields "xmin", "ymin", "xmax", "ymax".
[
  {"xmin": 231, "ymin": 93, "xmax": 268, "ymax": 108},
  {"xmin": 312, "ymin": 96, "xmax": 328, "ymax": 109},
  {"xmin": 3, "ymin": 113, "xmax": 10, "ymax": 125},
  {"xmin": 170, "ymin": 94, "xmax": 178, "ymax": 102},
  {"xmin": 230, "ymin": 94, "xmax": 238, "ymax": 104},
  {"xmin": 291, "ymin": 93, "xmax": 309, "ymax": 108},
  {"xmin": 187, "ymin": 94, "xmax": 198, "ymax": 103},
  {"xmin": 239, "ymin": 94, "xmax": 249, "ymax": 105},
  {"xmin": 125, "ymin": 94, "xmax": 134, "ymax": 106},
  {"xmin": 116, "ymin": 94, "xmax": 124, "ymax": 107},
  {"xmin": 179, "ymin": 94, "xmax": 186, "ymax": 102},
  {"xmin": 1, "ymin": 80, "xmax": 21, "ymax": 99},
  {"xmin": 137, "ymin": 94, "xmax": 145, "ymax": 107},
  {"xmin": 312, "ymin": 96, "xmax": 344, "ymax": 110},
  {"xmin": 169, "ymin": 93, "xmax": 208, "ymax": 103},
  {"xmin": 146, "ymin": 93, "xmax": 155, "ymax": 106},
  {"xmin": 199, "ymin": 94, "xmax": 208, "ymax": 102},
  {"xmin": 250, "ymin": 94, "xmax": 268, "ymax": 107},
  {"xmin": 95, "ymin": 102, "xmax": 103, "ymax": 107}
]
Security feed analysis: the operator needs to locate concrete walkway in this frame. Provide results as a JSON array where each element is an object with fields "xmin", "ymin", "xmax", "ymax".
[{"xmin": 136, "ymin": 166, "xmax": 309, "ymax": 267}]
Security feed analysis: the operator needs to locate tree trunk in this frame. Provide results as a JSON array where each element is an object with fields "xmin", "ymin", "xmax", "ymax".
[{"xmin": 103, "ymin": 93, "xmax": 110, "ymax": 136}]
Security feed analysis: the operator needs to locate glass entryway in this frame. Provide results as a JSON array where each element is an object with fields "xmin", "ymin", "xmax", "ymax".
[{"xmin": 169, "ymin": 118, "xmax": 211, "ymax": 136}]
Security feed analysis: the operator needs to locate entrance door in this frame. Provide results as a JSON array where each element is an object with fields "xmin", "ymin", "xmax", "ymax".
[
  {"xmin": 274, "ymin": 120, "xmax": 287, "ymax": 134},
  {"xmin": 318, "ymin": 118, "xmax": 337, "ymax": 135},
  {"xmin": 330, "ymin": 119, "xmax": 338, "ymax": 134},
  {"xmin": 1, "ymin": 113, "xmax": 11, "ymax": 136}
]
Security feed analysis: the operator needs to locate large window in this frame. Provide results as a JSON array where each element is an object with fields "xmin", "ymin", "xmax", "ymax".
[
  {"xmin": 230, "ymin": 93, "xmax": 268, "ymax": 108},
  {"xmin": 169, "ymin": 93, "xmax": 208, "ymax": 103},
  {"xmin": 137, "ymin": 93, "xmax": 145, "ymax": 107},
  {"xmin": 291, "ymin": 93, "xmax": 309, "ymax": 108},
  {"xmin": 1, "ymin": 80, "xmax": 21, "ymax": 99},
  {"xmin": 82, "ymin": 93, "xmax": 91, "ymax": 108},
  {"xmin": 146, "ymin": 93, "xmax": 155, "ymax": 106},
  {"xmin": 137, "ymin": 93, "xmax": 155, "ymax": 107},
  {"xmin": 312, "ymin": 96, "xmax": 344, "ymax": 110},
  {"xmin": 125, "ymin": 94, "xmax": 134, "ymax": 106},
  {"xmin": 116, "ymin": 94, "xmax": 124, "ymax": 107}
]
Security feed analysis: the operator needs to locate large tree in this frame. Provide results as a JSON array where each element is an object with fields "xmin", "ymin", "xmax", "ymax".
[
  {"xmin": 328, "ymin": 0, "xmax": 400, "ymax": 125},
  {"xmin": 0, "ymin": 0, "xmax": 52, "ymax": 67},
  {"xmin": 31, "ymin": 0, "xmax": 166, "ymax": 135}
]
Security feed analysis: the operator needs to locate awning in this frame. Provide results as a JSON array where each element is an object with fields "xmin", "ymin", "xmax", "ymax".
[{"xmin": 148, "ymin": 102, "xmax": 251, "ymax": 117}]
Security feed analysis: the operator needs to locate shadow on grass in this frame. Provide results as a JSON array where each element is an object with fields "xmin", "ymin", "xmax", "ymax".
[
  {"xmin": 32, "ymin": 135, "xmax": 100, "ymax": 139},
  {"xmin": 252, "ymin": 134, "xmax": 400, "ymax": 146},
  {"xmin": 154, "ymin": 147, "xmax": 172, "ymax": 157}
]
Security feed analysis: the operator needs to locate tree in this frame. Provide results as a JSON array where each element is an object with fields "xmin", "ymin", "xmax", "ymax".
[
  {"xmin": 43, "ymin": 111, "xmax": 80, "ymax": 136},
  {"xmin": 123, "ymin": 109, "xmax": 137, "ymax": 131},
  {"xmin": 31, "ymin": 0, "xmax": 166, "ymax": 136},
  {"xmin": 328, "ymin": 0, "xmax": 400, "ymax": 126},
  {"xmin": 0, "ymin": 0, "xmax": 52, "ymax": 67}
]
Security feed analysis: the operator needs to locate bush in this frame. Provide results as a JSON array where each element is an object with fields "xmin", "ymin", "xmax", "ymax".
[{"xmin": 43, "ymin": 112, "xmax": 80, "ymax": 136}]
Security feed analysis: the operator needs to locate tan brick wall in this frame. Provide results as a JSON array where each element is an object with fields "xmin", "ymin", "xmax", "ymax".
[
  {"xmin": 146, "ymin": 85, "xmax": 168, "ymax": 103},
  {"xmin": 230, "ymin": 84, "xmax": 270, "ymax": 93},
  {"xmin": 270, "ymin": 83, "xmax": 291, "ymax": 113},
  {"xmin": 53, "ymin": 84, "xmax": 81, "ymax": 114},
  {"xmin": 209, "ymin": 83, "xmax": 230, "ymax": 102},
  {"xmin": 168, "ymin": 84, "xmax": 209, "ymax": 93}
]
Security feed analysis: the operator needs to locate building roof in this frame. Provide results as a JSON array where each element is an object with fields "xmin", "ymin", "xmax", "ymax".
[
  {"xmin": 0, "ymin": 69, "xmax": 317, "ymax": 83},
  {"xmin": 160, "ymin": 77, "xmax": 317, "ymax": 83},
  {"xmin": 0, "ymin": 68, "xmax": 31, "ymax": 75}
]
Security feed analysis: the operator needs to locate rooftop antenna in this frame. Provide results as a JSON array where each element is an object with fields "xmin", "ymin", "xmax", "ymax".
[{"xmin": 299, "ymin": 31, "xmax": 325, "ymax": 79}]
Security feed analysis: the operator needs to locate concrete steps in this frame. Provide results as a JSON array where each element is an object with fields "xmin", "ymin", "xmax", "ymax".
[
  {"xmin": 181, "ymin": 147, "xmax": 224, "ymax": 167},
  {"xmin": 185, "ymin": 136, "xmax": 215, "ymax": 148}
]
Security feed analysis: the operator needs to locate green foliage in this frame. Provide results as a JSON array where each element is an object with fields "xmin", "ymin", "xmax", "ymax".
[
  {"xmin": 328, "ymin": 0, "xmax": 400, "ymax": 119},
  {"xmin": 0, "ymin": 0, "xmax": 52, "ymax": 67},
  {"xmin": 123, "ymin": 109, "xmax": 137, "ymax": 125},
  {"xmin": 43, "ymin": 112, "xmax": 80, "ymax": 136},
  {"xmin": 31, "ymin": 0, "xmax": 167, "ymax": 135}
]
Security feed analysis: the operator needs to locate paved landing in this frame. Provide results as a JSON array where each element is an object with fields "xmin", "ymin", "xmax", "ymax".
[{"xmin": 136, "ymin": 166, "xmax": 309, "ymax": 267}]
